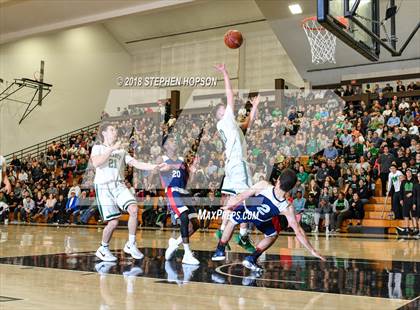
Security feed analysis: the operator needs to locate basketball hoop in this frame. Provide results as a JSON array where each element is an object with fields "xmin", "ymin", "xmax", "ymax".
[{"xmin": 302, "ymin": 16, "xmax": 348, "ymax": 64}]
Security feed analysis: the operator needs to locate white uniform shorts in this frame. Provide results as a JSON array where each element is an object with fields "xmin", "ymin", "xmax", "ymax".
[
  {"xmin": 94, "ymin": 182, "xmax": 137, "ymax": 221},
  {"xmin": 221, "ymin": 160, "xmax": 252, "ymax": 195}
]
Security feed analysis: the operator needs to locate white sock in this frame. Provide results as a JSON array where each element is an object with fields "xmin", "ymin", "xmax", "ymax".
[
  {"xmin": 176, "ymin": 236, "xmax": 182, "ymax": 245},
  {"xmin": 220, "ymin": 224, "xmax": 226, "ymax": 231},
  {"xmin": 101, "ymin": 242, "xmax": 109, "ymax": 248},
  {"xmin": 183, "ymin": 243, "xmax": 192, "ymax": 254},
  {"xmin": 128, "ymin": 234, "xmax": 136, "ymax": 245},
  {"xmin": 239, "ymin": 228, "xmax": 248, "ymax": 236}
]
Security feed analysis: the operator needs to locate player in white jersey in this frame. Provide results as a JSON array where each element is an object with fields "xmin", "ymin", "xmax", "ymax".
[
  {"xmin": 213, "ymin": 63, "xmax": 260, "ymax": 252},
  {"xmin": 0, "ymin": 155, "xmax": 12, "ymax": 195},
  {"xmin": 91, "ymin": 123, "xmax": 167, "ymax": 262}
]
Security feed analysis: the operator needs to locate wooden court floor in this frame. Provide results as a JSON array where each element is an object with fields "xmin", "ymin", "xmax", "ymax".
[{"xmin": 0, "ymin": 224, "xmax": 419, "ymax": 309}]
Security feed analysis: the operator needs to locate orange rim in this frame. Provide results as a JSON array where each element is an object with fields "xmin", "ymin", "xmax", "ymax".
[
  {"xmin": 302, "ymin": 16, "xmax": 349, "ymax": 31},
  {"xmin": 301, "ymin": 16, "xmax": 324, "ymax": 31}
]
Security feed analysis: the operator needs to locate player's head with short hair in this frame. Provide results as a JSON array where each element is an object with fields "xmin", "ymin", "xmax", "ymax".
[
  {"xmin": 213, "ymin": 102, "xmax": 226, "ymax": 120},
  {"xmin": 278, "ymin": 168, "xmax": 297, "ymax": 192},
  {"xmin": 98, "ymin": 122, "xmax": 117, "ymax": 144},
  {"xmin": 163, "ymin": 136, "xmax": 177, "ymax": 154}
]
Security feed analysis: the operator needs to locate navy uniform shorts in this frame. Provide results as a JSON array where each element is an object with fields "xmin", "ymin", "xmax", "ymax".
[{"xmin": 230, "ymin": 203, "xmax": 281, "ymax": 237}]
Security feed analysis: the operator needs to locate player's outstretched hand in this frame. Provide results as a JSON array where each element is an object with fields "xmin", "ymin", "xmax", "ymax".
[
  {"xmin": 214, "ymin": 64, "xmax": 226, "ymax": 73},
  {"xmin": 311, "ymin": 249, "xmax": 326, "ymax": 261}
]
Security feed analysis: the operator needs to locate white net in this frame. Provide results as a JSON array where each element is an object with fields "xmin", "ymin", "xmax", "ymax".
[{"xmin": 302, "ymin": 18, "xmax": 337, "ymax": 64}]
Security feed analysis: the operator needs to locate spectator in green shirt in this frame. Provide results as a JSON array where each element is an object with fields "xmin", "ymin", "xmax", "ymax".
[
  {"xmin": 297, "ymin": 165, "xmax": 309, "ymax": 184},
  {"xmin": 271, "ymin": 108, "xmax": 282, "ymax": 118}
]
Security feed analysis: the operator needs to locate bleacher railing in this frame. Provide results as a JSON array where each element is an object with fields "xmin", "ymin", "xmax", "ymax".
[{"xmin": 5, "ymin": 121, "xmax": 101, "ymax": 163}]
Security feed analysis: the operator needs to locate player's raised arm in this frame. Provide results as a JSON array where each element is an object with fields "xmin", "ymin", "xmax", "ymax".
[
  {"xmin": 240, "ymin": 95, "xmax": 260, "ymax": 130},
  {"xmin": 222, "ymin": 180, "xmax": 270, "ymax": 211},
  {"xmin": 281, "ymin": 204, "xmax": 326, "ymax": 261},
  {"xmin": 214, "ymin": 64, "xmax": 234, "ymax": 111},
  {"xmin": 248, "ymin": 95, "xmax": 260, "ymax": 124}
]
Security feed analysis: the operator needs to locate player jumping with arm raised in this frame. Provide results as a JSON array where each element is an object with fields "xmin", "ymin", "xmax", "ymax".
[
  {"xmin": 212, "ymin": 168, "xmax": 325, "ymax": 272},
  {"xmin": 213, "ymin": 63, "xmax": 260, "ymax": 252},
  {"xmin": 91, "ymin": 122, "xmax": 167, "ymax": 262}
]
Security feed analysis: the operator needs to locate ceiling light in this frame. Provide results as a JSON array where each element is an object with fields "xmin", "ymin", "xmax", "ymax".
[{"xmin": 289, "ymin": 4, "xmax": 303, "ymax": 15}]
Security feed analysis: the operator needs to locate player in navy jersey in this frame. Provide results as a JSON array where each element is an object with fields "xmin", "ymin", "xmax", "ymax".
[
  {"xmin": 212, "ymin": 169, "xmax": 325, "ymax": 272},
  {"xmin": 159, "ymin": 137, "xmax": 200, "ymax": 265}
]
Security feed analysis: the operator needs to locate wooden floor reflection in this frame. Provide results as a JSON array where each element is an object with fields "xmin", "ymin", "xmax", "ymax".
[{"xmin": 0, "ymin": 225, "xmax": 419, "ymax": 309}]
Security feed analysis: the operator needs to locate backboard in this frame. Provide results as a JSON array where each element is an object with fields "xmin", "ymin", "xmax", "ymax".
[{"xmin": 317, "ymin": 0, "xmax": 380, "ymax": 61}]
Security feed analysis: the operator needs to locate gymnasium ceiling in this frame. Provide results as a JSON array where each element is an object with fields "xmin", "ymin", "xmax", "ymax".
[
  {"xmin": 0, "ymin": 0, "xmax": 195, "ymax": 44},
  {"xmin": 0, "ymin": 0, "xmax": 418, "ymax": 85}
]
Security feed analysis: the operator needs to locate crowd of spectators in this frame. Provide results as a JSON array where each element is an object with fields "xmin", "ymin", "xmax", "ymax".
[{"xmin": 0, "ymin": 79, "xmax": 419, "ymax": 234}]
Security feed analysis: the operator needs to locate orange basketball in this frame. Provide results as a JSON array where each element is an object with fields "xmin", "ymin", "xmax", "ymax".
[{"xmin": 224, "ymin": 30, "xmax": 243, "ymax": 49}]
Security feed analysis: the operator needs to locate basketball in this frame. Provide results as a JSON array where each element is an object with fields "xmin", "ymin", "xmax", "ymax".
[{"xmin": 224, "ymin": 30, "xmax": 243, "ymax": 49}]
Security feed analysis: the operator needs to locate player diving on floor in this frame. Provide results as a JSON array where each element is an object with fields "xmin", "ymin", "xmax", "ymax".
[{"xmin": 212, "ymin": 168, "xmax": 326, "ymax": 273}]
